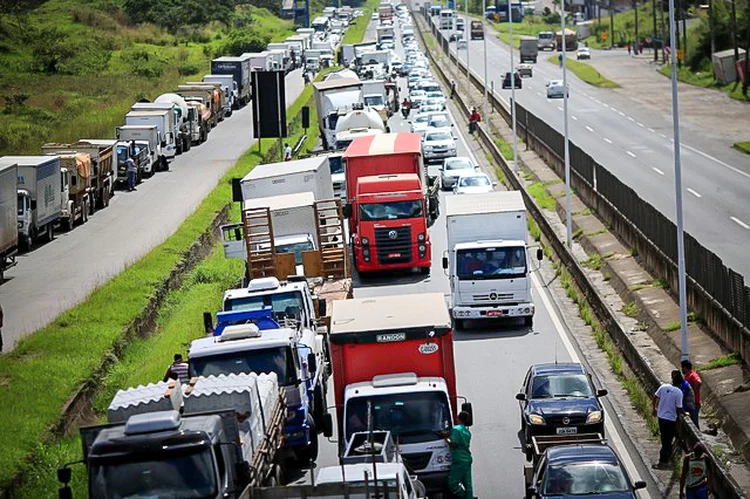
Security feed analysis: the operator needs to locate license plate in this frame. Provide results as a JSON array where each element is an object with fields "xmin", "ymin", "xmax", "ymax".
[
  {"xmin": 388, "ymin": 253, "xmax": 401, "ymax": 258},
  {"xmin": 487, "ymin": 310, "xmax": 505, "ymax": 317},
  {"xmin": 556, "ymin": 427, "xmax": 578, "ymax": 435}
]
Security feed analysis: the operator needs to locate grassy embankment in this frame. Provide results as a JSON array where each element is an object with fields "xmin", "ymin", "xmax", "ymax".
[
  {"xmin": 0, "ymin": 0, "xmax": 293, "ymax": 155},
  {"xmin": 547, "ymin": 56, "xmax": 619, "ymax": 87},
  {"xmin": 734, "ymin": 141, "xmax": 750, "ymax": 154},
  {"xmin": 658, "ymin": 65, "xmax": 750, "ymax": 102},
  {"xmin": 3, "ymin": 7, "xmax": 375, "ymax": 493},
  {"xmin": 341, "ymin": 0, "xmax": 380, "ymax": 44}
]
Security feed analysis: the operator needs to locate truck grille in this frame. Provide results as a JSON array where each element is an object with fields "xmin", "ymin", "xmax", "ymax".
[
  {"xmin": 374, "ymin": 227, "xmax": 412, "ymax": 264},
  {"xmin": 402, "ymin": 452, "xmax": 432, "ymax": 472},
  {"xmin": 472, "ymin": 292, "xmax": 515, "ymax": 302}
]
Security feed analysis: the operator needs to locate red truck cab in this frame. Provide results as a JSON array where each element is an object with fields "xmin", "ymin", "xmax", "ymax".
[
  {"xmin": 343, "ymin": 133, "xmax": 438, "ymax": 274},
  {"xmin": 328, "ymin": 293, "xmax": 472, "ymax": 493}
]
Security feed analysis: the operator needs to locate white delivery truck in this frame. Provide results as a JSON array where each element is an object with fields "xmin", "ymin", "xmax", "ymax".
[
  {"xmin": 266, "ymin": 43, "xmax": 292, "ymax": 71},
  {"xmin": 221, "ymin": 192, "xmax": 319, "ymax": 276},
  {"xmin": 201, "ymin": 74, "xmax": 236, "ymax": 116},
  {"xmin": 312, "ymin": 78, "xmax": 364, "ymax": 150},
  {"xmin": 154, "ymin": 93, "xmax": 197, "ymax": 150},
  {"xmin": 0, "ymin": 162, "xmax": 18, "ymax": 279},
  {"xmin": 240, "ymin": 155, "xmax": 334, "ymax": 201},
  {"xmin": 333, "ymin": 106, "xmax": 385, "ymax": 150},
  {"xmin": 2, "ymin": 156, "xmax": 62, "ymax": 249},
  {"xmin": 115, "ymin": 125, "xmax": 160, "ymax": 175},
  {"xmin": 124, "ymin": 110, "xmax": 175, "ymax": 167},
  {"xmin": 244, "ymin": 51, "xmax": 273, "ymax": 71},
  {"xmin": 442, "ymin": 191, "xmax": 542, "ymax": 328},
  {"xmin": 285, "ymin": 37, "xmax": 305, "ymax": 66},
  {"xmin": 130, "ymin": 102, "xmax": 183, "ymax": 154},
  {"xmin": 265, "ymin": 49, "xmax": 286, "ymax": 72}
]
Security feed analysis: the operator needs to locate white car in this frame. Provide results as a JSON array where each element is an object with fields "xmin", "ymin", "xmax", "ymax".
[
  {"xmin": 409, "ymin": 112, "xmax": 434, "ymax": 134},
  {"xmin": 440, "ymin": 156, "xmax": 478, "ymax": 190},
  {"xmin": 408, "ymin": 89, "xmax": 428, "ymax": 109},
  {"xmin": 419, "ymin": 103, "xmax": 444, "ymax": 114},
  {"xmin": 422, "ymin": 128, "xmax": 457, "ymax": 163},
  {"xmin": 453, "ymin": 173, "xmax": 495, "ymax": 194},
  {"xmin": 371, "ymin": 12, "xmax": 379, "ymax": 20},
  {"xmin": 425, "ymin": 91, "xmax": 447, "ymax": 109},
  {"xmin": 426, "ymin": 113, "xmax": 451, "ymax": 131},
  {"xmin": 546, "ymin": 79, "xmax": 569, "ymax": 99},
  {"xmin": 576, "ymin": 47, "xmax": 591, "ymax": 60}
]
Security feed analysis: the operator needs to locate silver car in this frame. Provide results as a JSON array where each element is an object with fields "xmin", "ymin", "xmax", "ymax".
[
  {"xmin": 453, "ymin": 173, "xmax": 495, "ymax": 194},
  {"xmin": 422, "ymin": 128, "xmax": 457, "ymax": 163},
  {"xmin": 546, "ymin": 79, "xmax": 569, "ymax": 99},
  {"xmin": 440, "ymin": 156, "xmax": 478, "ymax": 190}
]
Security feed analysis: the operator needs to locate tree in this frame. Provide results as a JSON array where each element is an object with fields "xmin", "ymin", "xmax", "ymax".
[{"xmin": 29, "ymin": 27, "xmax": 73, "ymax": 73}]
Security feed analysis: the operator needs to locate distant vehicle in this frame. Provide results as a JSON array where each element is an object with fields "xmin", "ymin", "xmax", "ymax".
[
  {"xmin": 538, "ymin": 31, "xmax": 555, "ymax": 51},
  {"xmin": 546, "ymin": 79, "xmax": 569, "ymax": 99},
  {"xmin": 516, "ymin": 363, "xmax": 608, "ymax": 446},
  {"xmin": 517, "ymin": 64, "xmax": 533, "ymax": 77},
  {"xmin": 457, "ymin": 39, "xmax": 468, "ymax": 49},
  {"xmin": 577, "ymin": 47, "xmax": 591, "ymax": 60},
  {"xmin": 520, "ymin": 36, "xmax": 539, "ymax": 63},
  {"xmin": 422, "ymin": 128, "xmax": 457, "ymax": 163},
  {"xmin": 453, "ymin": 173, "xmax": 495, "ymax": 194},
  {"xmin": 456, "ymin": 17, "xmax": 465, "ymax": 31},
  {"xmin": 503, "ymin": 71, "xmax": 523, "ymax": 89},
  {"xmin": 408, "ymin": 89, "xmax": 428, "ymax": 109},
  {"xmin": 450, "ymin": 32, "xmax": 464, "ymax": 42},
  {"xmin": 572, "ymin": 12, "xmax": 586, "ymax": 24},
  {"xmin": 440, "ymin": 156, "xmax": 478, "ymax": 190},
  {"xmin": 470, "ymin": 20, "xmax": 484, "ymax": 40},
  {"xmin": 426, "ymin": 113, "xmax": 451, "ymax": 131},
  {"xmin": 525, "ymin": 442, "xmax": 646, "ymax": 499}
]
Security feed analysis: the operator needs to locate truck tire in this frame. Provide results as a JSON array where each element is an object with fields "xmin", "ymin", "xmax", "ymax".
[
  {"xmin": 419, "ymin": 266, "xmax": 431, "ymax": 275},
  {"xmin": 103, "ymin": 188, "xmax": 110, "ymax": 208},
  {"xmin": 82, "ymin": 200, "xmax": 89, "ymax": 224},
  {"xmin": 295, "ymin": 416, "xmax": 319, "ymax": 466},
  {"xmin": 454, "ymin": 318, "xmax": 465, "ymax": 330},
  {"xmin": 313, "ymin": 385, "xmax": 326, "ymax": 430},
  {"xmin": 46, "ymin": 223, "xmax": 54, "ymax": 242},
  {"xmin": 63, "ymin": 212, "xmax": 74, "ymax": 232}
]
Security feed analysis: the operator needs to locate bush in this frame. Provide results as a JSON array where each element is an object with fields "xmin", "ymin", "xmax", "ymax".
[
  {"xmin": 120, "ymin": 48, "xmax": 166, "ymax": 78},
  {"xmin": 123, "ymin": 0, "xmax": 235, "ymax": 32},
  {"xmin": 219, "ymin": 28, "xmax": 269, "ymax": 56},
  {"xmin": 178, "ymin": 64, "xmax": 200, "ymax": 75},
  {"xmin": 542, "ymin": 11, "xmax": 561, "ymax": 24}
]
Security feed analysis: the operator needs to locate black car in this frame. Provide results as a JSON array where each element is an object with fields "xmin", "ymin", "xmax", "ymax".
[
  {"xmin": 516, "ymin": 363, "xmax": 608, "ymax": 445},
  {"xmin": 502, "ymin": 71, "xmax": 522, "ymax": 89},
  {"xmin": 449, "ymin": 32, "xmax": 464, "ymax": 42}
]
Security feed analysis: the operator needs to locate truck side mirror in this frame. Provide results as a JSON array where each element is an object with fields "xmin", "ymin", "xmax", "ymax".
[
  {"xmin": 307, "ymin": 353, "xmax": 317, "ymax": 374},
  {"xmin": 203, "ymin": 311, "xmax": 214, "ymax": 335},
  {"xmin": 342, "ymin": 204, "xmax": 352, "ymax": 218},
  {"xmin": 30, "ymin": 200, "xmax": 37, "ymax": 211},
  {"xmin": 318, "ymin": 299, "xmax": 327, "ymax": 317},
  {"xmin": 323, "ymin": 413, "xmax": 334, "ymax": 437},
  {"xmin": 536, "ymin": 248, "xmax": 543, "ymax": 261},
  {"xmin": 461, "ymin": 402, "xmax": 473, "ymax": 426},
  {"xmin": 442, "ymin": 256, "xmax": 448, "ymax": 269}
]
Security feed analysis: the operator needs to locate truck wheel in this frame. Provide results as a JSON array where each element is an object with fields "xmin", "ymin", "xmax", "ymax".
[
  {"xmin": 63, "ymin": 212, "xmax": 74, "ymax": 232},
  {"xmin": 295, "ymin": 416, "xmax": 319, "ymax": 466},
  {"xmin": 46, "ymin": 223, "xmax": 54, "ymax": 242},
  {"xmin": 103, "ymin": 188, "xmax": 110, "ymax": 208},
  {"xmin": 82, "ymin": 200, "xmax": 89, "ymax": 224},
  {"xmin": 454, "ymin": 318, "xmax": 465, "ymax": 330},
  {"xmin": 524, "ymin": 316, "xmax": 533, "ymax": 328},
  {"xmin": 313, "ymin": 386, "xmax": 326, "ymax": 429}
]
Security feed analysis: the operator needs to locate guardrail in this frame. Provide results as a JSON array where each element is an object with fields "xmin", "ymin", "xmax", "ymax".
[{"xmin": 413, "ymin": 7, "xmax": 747, "ymax": 498}]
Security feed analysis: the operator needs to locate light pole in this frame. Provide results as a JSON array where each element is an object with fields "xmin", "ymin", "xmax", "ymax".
[
  {"xmin": 667, "ymin": 0, "xmax": 689, "ymax": 359},
  {"xmin": 465, "ymin": 1, "xmax": 470, "ymax": 94},
  {"xmin": 562, "ymin": 0, "xmax": 572, "ymax": 247},
  {"xmin": 483, "ymin": 20, "xmax": 489, "ymax": 120},
  {"xmin": 508, "ymin": 0, "xmax": 519, "ymax": 173}
]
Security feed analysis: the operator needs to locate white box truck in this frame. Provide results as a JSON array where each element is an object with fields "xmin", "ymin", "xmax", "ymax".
[
  {"xmin": 442, "ymin": 191, "xmax": 542, "ymax": 328},
  {"xmin": 115, "ymin": 125, "xmax": 160, "ymax": 175},
  {"xmin": 0, "ymin": 162, "xmax": 18, "ymax": 279},
  {"xmin": 244, "ymin": 51, "xmax": 273, "ymax": 71},
  {"xmin": 202, "ymin": 74, "xmax": 236, "ymax": 116},
  {"xmin": 124, "ymin": 110, "xmax": 175, "ymax": 166},
  {"xmin": 240, "ymin": 155, "xmax": 334, "ymax": 202},
  {"xmin": 2, "ymin": 156, "xmax": 62, "ymax": 249},
  {"xmin": 313, "ymin": 78, "xmax": 364, "ymax": 150},
  {"xmin": 130, "ymin": 102, "xmax": 183, "ymax": 154}
]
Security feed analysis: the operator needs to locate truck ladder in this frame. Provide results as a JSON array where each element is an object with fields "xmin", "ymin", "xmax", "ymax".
[
  {"xmin": 314, "ymin": 199, "xmax": 348, "ymax": 279},
  {"xmin": 243, "ymin": 207, "xmax": 276, "ymax": 279}
]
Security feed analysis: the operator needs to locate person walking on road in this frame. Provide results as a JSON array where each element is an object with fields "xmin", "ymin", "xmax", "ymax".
[
  {"xmin": 652, "ymin": 370, "xmax": 686, "ymax": 469},
  {"xmin": 284, "ymin": 143, "xmax": 292, "ymax": 161},
  {"xmin": 126, "ymin": 156, "xmax": 137, "ymax": 192},
  {"xmin": 682, "ymin": 359, "xmax": 702, "ymax": 428},
  {"xmin": 680, "ymin": 443, "xmax": 712, "ymax": 499},
  {"xmin": 163, "ymin": 353, "xmax": 190, "ymax": 384},
  {"xmin": 443, "ymin": 411, "xmax": 474, "ymax": 499},
  {"xmin": 450, "ymin": 80, "xmax": 457, "ymax": 99}
]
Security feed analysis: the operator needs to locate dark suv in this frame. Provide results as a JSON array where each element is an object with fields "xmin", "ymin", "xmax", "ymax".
[
  {"xmin": 516, "ymin": 363, "xmax": 608, "ymax": 445},
  {"xmin": 502, "ymin": 71, "xmax": 522, "ymax": 89}
]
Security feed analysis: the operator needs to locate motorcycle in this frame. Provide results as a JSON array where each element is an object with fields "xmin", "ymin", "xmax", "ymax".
[{"xmin": 401, "ymin": 105, "xmax": 410, "ymax": 119}]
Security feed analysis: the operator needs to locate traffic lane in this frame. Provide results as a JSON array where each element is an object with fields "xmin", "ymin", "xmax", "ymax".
[
  {"xmin": 0, "ymin": 69, "xmax": 305, "ymax": 350},
  {"xmin": 445, "ymin": 30, "xmax": 750, "ymax": 277}
]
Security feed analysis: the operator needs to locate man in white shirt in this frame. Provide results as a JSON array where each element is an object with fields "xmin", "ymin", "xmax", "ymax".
[{"xmin": 652, "ymin": 370, "xmax": 686, "ymax": 469}]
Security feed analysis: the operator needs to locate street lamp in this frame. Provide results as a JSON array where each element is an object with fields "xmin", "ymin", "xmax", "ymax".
[
  {"xmin": 561, "ymin": 0, "xmax": 572, "ymax": 248},
  {"xmin": 508, "ymin": 0, "xmax": 519, "ymax": 173},
  {"xmin": 483, "ymin": 19, "xmax": 489, "ymax": 121}
]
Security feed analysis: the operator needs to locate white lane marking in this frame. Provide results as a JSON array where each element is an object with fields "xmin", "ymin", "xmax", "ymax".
[
  {"xmin": 730, "ymin": 216, "xmax": 750, "ymax": 230},
  {"xmin": 627, "ymin": 116, "xmax": 635, "ymax": 122},
  {"xmin": 626, "ymin": 151, "xmax": 637, "ymax": 158},
  {"xmin": 531, "ymin": 273, "xmax": 642, "ymax": 484},
  {"xmin": 604, "ymin": 138, "xmax": 613, "ymax": 144},
  {"xmin": 671, "ymin": 140, "xmax": 750, "ymax": 180},
  {"xmin": 595, "ymin": 99, "xmax": 602, "ymax": 104},
  {"xmin": 687, "ymin": 188, "xmax": 702, "ymax": 198},
  {"xmin": 648, "ymin": 128, "xmax": 655, "ymax": 133},
  {"xmin": 537, "ymin": 91, "xmax": 542, "ymax": 96},
  {"xmin": 557, "ymin": 106, "xmax": 563, "ymax": 111},
  {"xmin": 637, "ymin": 122, "xmax": 644, "ymax": 128},
  {"xmin": 583, "ymin": 92, "xmax": 589, "ymax": 97},
  {"xmin": 652, "ymin": 167, "xmax": 665, "ymax": 175},
  {"xmin": 659, "ymin": 133, "xmax": 668, "ymax": 138},
  {"xmin": 572, "ymin": 115, "xmax": 578, "ymax": 121},
  {"xmin": 586, "ymin": 126, "xmax": 594, "ymax": 132},
  {"xmin": 610, "ymin": 106, "xmax": 617, "ymax": 111},
  {"xmin": 618, "ymin": 111, "xmax": 625, "ymax": 117}
]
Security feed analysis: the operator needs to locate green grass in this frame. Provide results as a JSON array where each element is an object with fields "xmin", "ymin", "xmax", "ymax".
[
  {"xmin": 341, "ymin": 0, "xmax": 380, "ymax": 44},
  {"xmin": 622, "ymin": 301, "xmax": 639, "ymax": 318},
  {"xmin": 547, "ymin": 56, "xmax": 619, "ymax": 87},
  {"xmin": 733, "ymin": 141, "xmax": 750, "ymax": 154},
  {"xmin": 663, "ymin": 321, "xmax": 681, "ymax": 332},
  {"xmin": 528, "ymin": 181, "xmax": 556, "ymax": 210},
  {"xmin": 581, "ymin": 254, "xmax": 603, "ymax": 271},
  {"xmin": 697, "ymin": 353, "xmax": 742, "ymax": 371},
  {"xmin": 494, "ymin": 137, "xmax": 515, "ymax": 160},
  {"xmin": 658, "ymin": 65, "xmax": 750, "ymax": 102}
]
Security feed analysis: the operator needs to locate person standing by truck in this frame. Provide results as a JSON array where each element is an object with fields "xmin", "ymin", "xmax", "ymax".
[
  {"xmin": 652, "ymin": 370, "xmax": 685, "ymax": 470},
  {"xmin": 163, "ymin": 353, "xmax": 190, "ymax": 383},
  {"xmin": 443, "ymin": 411, "xmax": 474, "ymax": 499},
  {"xmin": 682, "ymin": 359, "xmax": 702, "ymax": 428},
  {"xmin": 0, "ymin": 303, "xmax": 4, "ymax": 352},
  {"xmin": 125, "ymin": 156, "xmax": 137, "ymax": 192}
]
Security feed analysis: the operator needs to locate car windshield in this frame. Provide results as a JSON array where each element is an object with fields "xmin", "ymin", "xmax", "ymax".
[
  {"xmin": 426, "ymin": 131, "xmax": 452, "ymax": 141},
  {"xmin": 429, "ymin": 118, "xmax": 450, "ymax": 128},
  {"xmin": 364, "ymin": 95, "xmax": 385, "ymax": 107},
  {"xmin": 542, "ymin": 462, "xmax": 629, "ymax": 495},
  {"xmin": 224, "ymin": 290, "xmax": 305, "ymax": 324},
  {"xmin": 415, "ymin": 115, "xmax": 431, "ymax": 123},
  {"xmin": 459, "ymin": 175, "xmax": 490, "ymax": 187},
  {"xmin": 531, "ymin": 373, "xmax": 594, "ymax": 398},
  {"xmin": 191, "ymin": 346, "xmax": 296, "ymax": 385},
  {"xmin": 427, "ymin": 92, "xmax": 443, "ymax": 98},
  {"xmin": 329, "ymin": 156, "xmax": 344, "ymax": 175},
  {"xmin": 359, "ymin": 200, "xmax": 423, "ymax": 221},
  {"xmin": 90, "ymin": 448, "xmax": 218, "ymax": 499},
  {"xmin": 345, "ymin": 392, "xmax": 452, "ymax": 444},
  {"xmin": 456, "ymin": 246, "xmax": 527, "ymax": 280},
  {"xmin": 445, "ymin": 159, "xmax": 473, "ymax": 170}
]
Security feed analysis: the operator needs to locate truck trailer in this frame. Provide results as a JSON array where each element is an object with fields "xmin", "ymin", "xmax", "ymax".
[
  {"xmin": 313, "ymin": 78, "xmax": 364, "ymax": 150},
  {"xmin": 328, "ymin": 293, "xmax": 472, "ymax": 493},
  {"xmin": 211, "ymin": 55, "xmax": 252, "ymax": 107},
  {"xmin": 442, "ymin": 191, "xmax": 542, "ymax": 328},
  {"xmin": 240, "ymin": 156, "xmax": 334, "ymax": 202},
  {"xmin": 0, "ymin": 162, "xmax": 18, "ymax": 279},
  {"xmin": 124, "ymin": 111, "xmax": 175, "ymax": 167},
  {"xmin": 43, "ymin": 152, "xmax": 92, "ymax": 230},
  {"xmin": 519, "ymin": 35, "xmax": 539, "ymax": 63}
]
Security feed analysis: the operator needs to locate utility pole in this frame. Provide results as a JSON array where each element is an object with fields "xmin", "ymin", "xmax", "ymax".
[
  {"xmin": 675, "ymin": 0, "xmax": 681, "ymax": 67},
  {"xmin": 682, "ymin": 0, "xmax": 687, "ymax": 65},
  {"xmin": 653, "ymin": 0, "xmax": 659, "ymax": 61},
  {"xmin": 708, "ymin": 0, "xmax": 715, "ymax": 58},
  {"xmin": 730, "ymin": 0, "xmax": 739, "ymax": 62},
  {"xmin": 562, "ymin": 0, "xmax": 572, "ymax": 247},
  {"xmin": 509, "ymin": 0, "xmax": 518, "ymax": 173},
  {"xmin": 598, "ymin": 1, "xmax": 602, "ymax": 28},
  {"xmin": 744, "ymin": 2, "xmax": 750, "ymax": 96},
  {"xmin": 660, "ymin": 0, "xmax": 666, "ymax": 63},
  {"xmin": 483, "ymin": 19, "xmax": 489, "ymax": 120},
  {"xmin": 634, "ymin": 0, "xmax": 639, "ymax": 52},
  {"xmin": 609, "ymin": 0, "xmax": 615, "ymax": 48}
]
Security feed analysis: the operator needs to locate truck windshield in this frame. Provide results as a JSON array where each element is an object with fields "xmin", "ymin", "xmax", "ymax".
[
  {"xmin": 224, "ymin": 290, "xmax": 305, "ymax": 323},
  {"xmin": 360, "ymin": 200, "xmax": 423, "ymax": 221},
  {"xmin": 456, "ymin": 246, "xmax": 527, "ymax": 280},
  {"xmin": 191, "ymin": 346, "xmax": 297, "ymax": 385},
  {"xmin": 345, "ymin": 392, "xmax": 452, "ymax": 444},
  {"xmin": 89, "ymin": 448, "xmax": 217, "ymax": 499},
  {"xmin": 329, "ymin": 156, "xmax": 344, "ymax": 175},
  {"xmin": 364, "ymin": 95, "xmax": 385, "ymax": 107}
]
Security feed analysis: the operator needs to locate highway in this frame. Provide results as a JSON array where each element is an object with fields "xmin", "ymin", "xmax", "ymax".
[
  {"xmin": 429, "ymin": 8, "xmax": 750, "ymax": 280},
  {"xmin": 310, "ymin": 14, "xmax": 658, "ymax": 497},
  {"xmin": 0, "ymin": 69, "xmax": 305, "ymax": 350}
]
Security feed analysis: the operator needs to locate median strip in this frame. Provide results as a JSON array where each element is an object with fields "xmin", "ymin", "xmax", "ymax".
[{"xmin": 548, "ymin": 57, "xmax": 620, "ymax": 88}]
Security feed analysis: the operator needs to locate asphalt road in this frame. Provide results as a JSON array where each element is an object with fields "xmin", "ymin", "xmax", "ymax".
[
  {"xmin": 431, "ymin": 10, "xmax": 750, "ymax": 280},
  {"xmin": 309, "ymin": 15, "xmax": 657, "ymax": 497},
  {"xmin": 0, "ymin": 69, "xmax": 305, "ymax": 351}
]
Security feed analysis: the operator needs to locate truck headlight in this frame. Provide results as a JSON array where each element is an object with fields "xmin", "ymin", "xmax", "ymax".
[
  {"xmin": 528, "ymin": 414, "xmax": 545, "ymax": 425},
  {"xmin": 417, "ymin": 233, "xmax": 425, "ymax": 242},
  {"xmin": 362, "ymin": 237, "xmax": 369, "ymax": 246},
  {"xmin": 586, "ymin": 411, "xmax": 602, "ymax": 424},
  {"xmin": 424, "ymin": 145, "xmax": 433, "ymax": 151},
  {"xmin": 419, "ymin": 245, "xmax": 426, "ymax": 252}
]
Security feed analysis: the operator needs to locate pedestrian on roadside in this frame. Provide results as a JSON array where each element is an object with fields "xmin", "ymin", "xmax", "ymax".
[
  {"xmin": 442, "ymin": 411, "xmax": 474, "ymax": 499},
  {"xmin": 652, "ymin": 370, "xmax": 686, "ymax": 470},
  {"xmin": 680, "ymin": 443, "xmax": 712, "ymax": 499},
  {"xmin": 450, "ymin": 80, "xmax": 457, "ymax": 99},
  {"xmin": 558, "ymin": 53, "xmax": 563, "ymax": 67},
  {"xmin": 163, "ymin": 353, "xmax": 190, "ymax": 384},
  {"xmin": 468, "ymin": 107, "xmax": 481, "ymax": 133},
  {"xmin": 627, "ymin": 43, "xmax": 632, "ymax": 55},
  {"xmin": 125, "ymin": 156, "xmax": 137, "ymax": 192},
  {"xmin": 284, "ymin": 143, "xmax": 292, "ymax": 161},
  {"xmin": 682, "ymin": 359, "xmax": 702, "ymax": 429}
]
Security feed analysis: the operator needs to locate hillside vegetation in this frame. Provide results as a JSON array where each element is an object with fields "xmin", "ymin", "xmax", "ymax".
[{"xmin": 0, "ymin": 0, "xmax": 294, "ymax": 155}]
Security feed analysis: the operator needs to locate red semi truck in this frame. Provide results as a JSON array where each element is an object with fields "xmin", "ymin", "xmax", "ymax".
[
  {"xmin": 342, "ymin": 133, "xmax": 439, "ymax": 274},
  {"xmin": 327, "ymin": 292, "xmax": 472, "ymax": 493}
]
